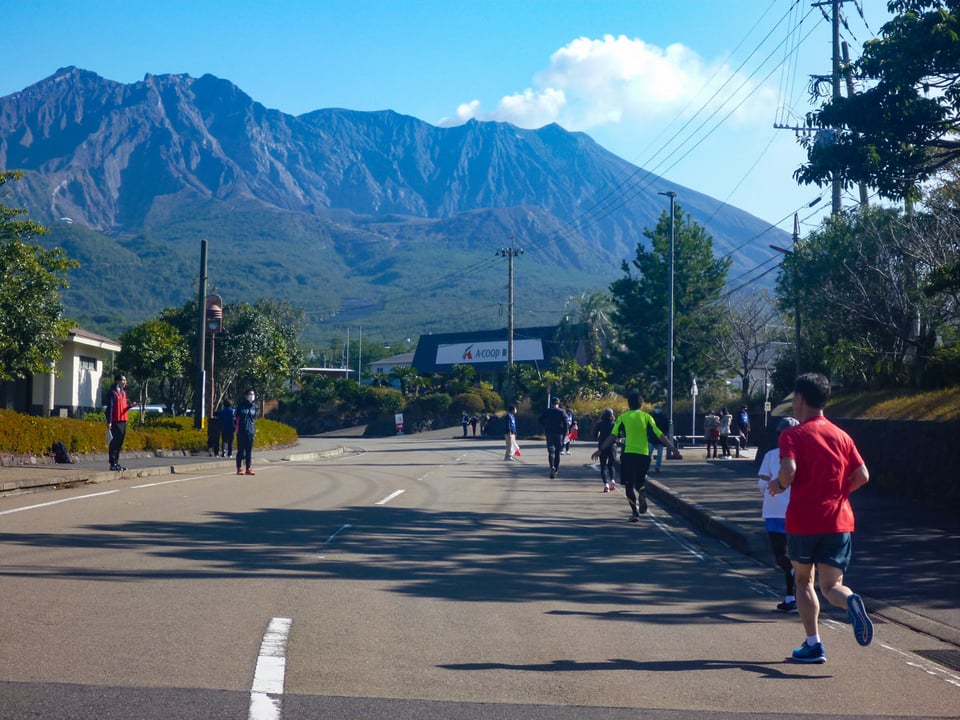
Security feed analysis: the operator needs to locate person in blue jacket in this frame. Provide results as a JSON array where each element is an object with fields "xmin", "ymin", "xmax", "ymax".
[{"xmin": 503, "ymin": 405, "xmax": 518, "ymax": 461}]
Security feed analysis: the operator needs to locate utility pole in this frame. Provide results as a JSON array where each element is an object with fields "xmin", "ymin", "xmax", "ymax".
[
  {"xmin": 792, "ymin": 213, "xmax": 802, "ymax": 377},
  {"xmin": 830, "ymin": 0, "xmax": 842, "ymax": 216},
  {"xmin": 842, "ymin": 40, "xmax": 869, "ymax": 207},
  {"xmin": 775, "ymin": 0, "xmax": 858, "ymax": 217},
  {"xmin": 657, "ymin": 190, "xmax": 677, "ymax": 450},
  {"xmin": 770, "ymin": 214, "xmax": 803, "ymax": 379},
  {"xmin": 497, "ymin": 236, "xmax": 523, "ymax": 402}
]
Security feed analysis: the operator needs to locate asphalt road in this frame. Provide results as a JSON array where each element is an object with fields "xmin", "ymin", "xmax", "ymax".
[{"xmin": 0, "ymin": 433, "xmax": 956, "ymax": 720}]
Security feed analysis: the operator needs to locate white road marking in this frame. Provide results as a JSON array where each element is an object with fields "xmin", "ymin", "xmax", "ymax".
[
  {"xmin": 648, "ymin": 510, "xmax": 707, "ymax": 560},
  {"xmin": 879, "ymin": 643, "xmax": 960, "ymax": 688},
  {"xmin": 0, "ymin": 490, "xmax": 119, "ymax": 516},
  {"xmin": 376, "ymin": 489, "xmax": 405, "ymax": 505},
  {"xmin": 249, "ymin": 617, "xmax": 292, "ymax": 720},
  {"xmin": 317, "ymin": 524, "xmax": 353, "ymax": 558},
  {"xmin": 131, "ymin": 476, "xmax": 207, "ymax": 489}
]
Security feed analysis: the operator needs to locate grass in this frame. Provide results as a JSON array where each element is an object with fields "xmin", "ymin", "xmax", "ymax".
[{"xmin": 824, "ymin": 387, "xmax": 960, "ymax": 422}]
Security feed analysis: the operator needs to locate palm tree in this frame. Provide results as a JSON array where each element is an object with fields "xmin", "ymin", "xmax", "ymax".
[{"xmin": 560, "ymin": 291, "xmax": 617, "ymax": 366}]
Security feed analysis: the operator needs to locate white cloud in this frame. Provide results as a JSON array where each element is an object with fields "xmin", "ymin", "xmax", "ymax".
[{"xmin": 444, "ymin": 34, "xmax": 776, "ymax": 133}]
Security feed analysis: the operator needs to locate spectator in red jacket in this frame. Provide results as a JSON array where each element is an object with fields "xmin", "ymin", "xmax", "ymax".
[{"xmin": 106, "ymin": 373, "xmax": 134, "ymax": 471}]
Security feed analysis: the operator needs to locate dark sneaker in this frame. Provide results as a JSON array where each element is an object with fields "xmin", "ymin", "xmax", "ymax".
[
  {"xmin": 847, "ymin": 593, "xmax": 874, "ymax": 646},
  {"xmin": 637, "ymin": 495, "xmax": 648, "ymax": 514},
  {"xmin": 549, "ymin": 468, "xmax": 557, "ymax": 479},
  {"xmin": 791, "ymin": 641, "xmax": 826, "ymax": 664},
  {"xmin": 776, "ymin": 600, "xmax": 798, "ymax": 614},
  {"xmin": 109, "ymin": 464, "xmax": 121, "ymax": 471},
  {"xmin": 629, "ymin": 515, "xmax": 640, "ymax": 523}
]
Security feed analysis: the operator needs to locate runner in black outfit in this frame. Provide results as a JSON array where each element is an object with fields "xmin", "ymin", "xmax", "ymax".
[
  {"xmin": 539, "ymin": 397, "xmax": 569, "ymax": 479},
  {"xmin": 594, "ymin": 408, "xmax": 617, "ymax": 491}
]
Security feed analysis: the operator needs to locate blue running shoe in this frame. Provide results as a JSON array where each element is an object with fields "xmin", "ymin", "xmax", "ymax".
[
  {"xmin": 791, "ymin": 641, "xmax": 826, "ymax": 664},
  {"xmin": 847, "ymin": 593, "xmax": 874, "ymax": 646}
]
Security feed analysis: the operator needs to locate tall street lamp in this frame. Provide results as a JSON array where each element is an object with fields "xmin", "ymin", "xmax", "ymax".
[
  {"xmin": 770, "ymin": 213, "xmax": 802, "ymax": 379},
  {"xmin": 658, "ymin": 190, "xmax": 677, "ymax": 449}
]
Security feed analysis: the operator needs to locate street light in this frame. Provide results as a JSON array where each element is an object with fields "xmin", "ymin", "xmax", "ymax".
[
  {"xmin": 770, "ymin": 213, "xmax": 801, "ymax": 378},
  {"xmin": 658, "ymin": 190, "xmax": 677, "ymax": 451},
  {"xmin": 205, "ymin": 294, "xmax": 223, "ymax": 420}
]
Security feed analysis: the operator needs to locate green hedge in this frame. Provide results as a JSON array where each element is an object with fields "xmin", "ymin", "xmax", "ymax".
[{"xmin": 0, "ymin": 409, "xmax": 297, "ymax": 456}]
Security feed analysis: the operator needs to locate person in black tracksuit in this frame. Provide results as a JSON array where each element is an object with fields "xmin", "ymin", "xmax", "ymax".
[
  {"xmin": 235, "ymin": 389, "xmax": 258, "ymax": 475},
  {"xmin": 593, "ymin": 408, "xmax": 617, "ymax": 491},
  {"xmin": 218, "ymin": 400, "xmax": 236, "ymax": 457},
  {"xmin": 539, "ymin": 397, "xmax": 569, "ymax": 479}
]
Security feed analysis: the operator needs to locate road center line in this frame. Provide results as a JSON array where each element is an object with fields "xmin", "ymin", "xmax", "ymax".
[
  {"xmin": 376, "ymin": 489, "xmax": 405, "ymax": 505},
  {"xmin": 249, "ymin": 616, "xmax": 292, "ymax": 720}
]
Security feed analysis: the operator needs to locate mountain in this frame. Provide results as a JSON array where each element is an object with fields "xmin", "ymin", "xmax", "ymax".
[{"xmin": 0, "ymin": 66, "xmax": 789, "ymax": 346}]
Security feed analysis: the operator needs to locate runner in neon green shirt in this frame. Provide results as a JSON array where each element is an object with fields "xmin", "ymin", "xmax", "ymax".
[{"xmin": 594, "ymin": 392, "xmax": 678, "ymax": 521}]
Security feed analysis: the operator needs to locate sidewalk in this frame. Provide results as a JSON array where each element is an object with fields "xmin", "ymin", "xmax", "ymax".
[{"xmin": 1, "ymin": 432, "xmax": 957, "ymax": 651}]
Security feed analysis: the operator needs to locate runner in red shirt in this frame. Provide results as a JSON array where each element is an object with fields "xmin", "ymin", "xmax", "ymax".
[{"xmin": 767, "ymin": 372, "xmax": 873, "ymax": 663}]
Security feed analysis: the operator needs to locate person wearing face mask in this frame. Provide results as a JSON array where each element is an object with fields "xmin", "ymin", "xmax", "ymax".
[{"xmin": 235, "ymin": 389, "xmax": 258, "ymax": 475}]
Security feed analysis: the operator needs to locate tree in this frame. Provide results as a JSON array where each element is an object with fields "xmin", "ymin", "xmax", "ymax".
[
  {"xmin": 155, "ymin": 297, "xmax": 305, "ymax": 412},
  {"xmin": 609, "ymin": 202, "xmax": 730, "ymax": 398},
  {"xmin": 0, "ymin": 172, "xmax": 78, "ymax": 382},
  {"xmin": 776, "ymin": 207, "xmax": 946, "ymax": 387},
  {"xmin": 389, "ymin": 366, "xmax": 425, "ymax": 397},
  {"xmin": 795, "ymin": 1, "xmax": 960, "ymax": 201},
  {"xmin": 558, "ymin": 290, "xmax": 617, "ymax": 367},
  {"xmin": 536, "ymin": 359, "xmax": 613, "ymax": 403},
  {"xmin": 713, "ymin": 291, "xmax": 782, "ymax": 402},
  {"xmin": 117, "ymin": 319, "xmax": 189, "ymax": 422},
  {"xmin": 443, "ymin": 364, "xmax": 476, "ymax": 396},
  {"xmin": 213, "ymin": 299, "xmax": 304, "ymax": 407}
]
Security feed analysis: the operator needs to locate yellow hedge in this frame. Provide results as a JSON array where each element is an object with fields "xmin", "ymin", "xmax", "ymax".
[{"xmin": 0, "ymin": 409, "xmax": 297, "ymax": 456}]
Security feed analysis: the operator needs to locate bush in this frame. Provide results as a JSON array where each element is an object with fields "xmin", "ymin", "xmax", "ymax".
[
  {"xmin": 408, "ymin": 393, "xmax": 452, "ymax": 418},
  {"xmin": 449, "ymin": 392, "xmax": 485, "ymax": 417},
  {"xmin": 473, "ymin": 384, "xmax": 505, "ymax": 413},
  {"xmin": 924, "ymin": 344, "xmax": 960, "ymax": 389},
  {"xmin": 0, "ymin": 409, "xmax": 297, "ymax": 456}
]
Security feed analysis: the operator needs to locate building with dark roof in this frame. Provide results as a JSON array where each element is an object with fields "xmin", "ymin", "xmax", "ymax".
[{"xmin": 412, "ymin": 325, "xmax": 585, "ymax": 376}]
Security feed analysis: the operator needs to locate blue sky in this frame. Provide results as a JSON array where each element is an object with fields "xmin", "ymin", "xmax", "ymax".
[{"xmin": 4, "ymin": 0, "xmax": 890, "ymax": 232}]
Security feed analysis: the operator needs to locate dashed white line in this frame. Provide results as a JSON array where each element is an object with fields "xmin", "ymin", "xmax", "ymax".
[
  {"xmin": 249, "ymin": 617, "xmax": 292, "ymax": 720},
  {"xmin": 649, "ymin": 510, "xmax": 707, "ymax": 560},
  {"xmin": 376, "ymin": 489, "xmax": 405, "ymax": 505}
]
